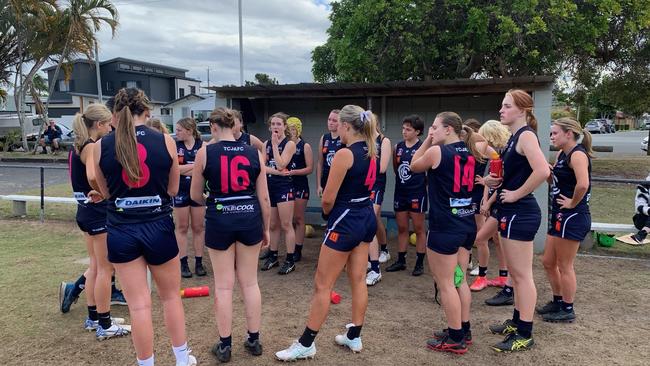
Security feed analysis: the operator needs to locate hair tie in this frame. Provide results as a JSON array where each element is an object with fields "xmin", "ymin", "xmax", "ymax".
[{"xmin": 360, "ymin": 110, "xmax": 372, "ymax": 124}]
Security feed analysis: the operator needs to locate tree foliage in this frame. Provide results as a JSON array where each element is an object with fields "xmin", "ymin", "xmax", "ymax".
[
  {"xmin": 245, "ymin": 73, "xmax": 279, "ymax": 86},
  {"xmin": 312, "ymin": 0, "xmax": 650, "ymax": 83}
]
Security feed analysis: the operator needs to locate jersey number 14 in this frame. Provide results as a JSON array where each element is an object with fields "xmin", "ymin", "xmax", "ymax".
[{"xmin": 453, "ymin": 155, "xmax": 475, "ymax": 193}]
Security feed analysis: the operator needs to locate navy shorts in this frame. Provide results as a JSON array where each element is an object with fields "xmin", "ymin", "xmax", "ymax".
[
  {"xmin": 293, "ymin": 185, "xmax": 310, "ymax": 200},
  {"xmin": 497, "ymin": 207, "xmax": 541, "ymax": 242},
  {"xmin": 394, "ymin": 193, "xmax": 427, "ymax": 213},
  {"xmin": 172, "ymin": 193, "xmax": 202, "ymax": 208},
  {"xmin": 76, "ymin": 205, "xmax": 107, "ymax": 235},
  {"xmin": 107, "ymin": 215, "xmax": 179, "ymax": 265},
  {"xmin": 206, "ymin": 224, "xmax": 263, "ymax": 250},
  {"xmin": 548, "ymin": 211, "xmax": 591, "ymax": 242},
  {"xmin": 269, "ymin": 187, "xmax": 294, "ymax": 207},
  {"xmin": 427, "ymin": 231, "xmax": 476, "ymax": 255},
  {"xmin": 370, "ymin": 189, "xmax": 384, "ymax": 206},
  {"xmin": 323, "ymin": 203, "xmax": 377, "ymax": 252}
]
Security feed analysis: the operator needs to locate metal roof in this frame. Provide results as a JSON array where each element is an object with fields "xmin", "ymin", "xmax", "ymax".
[{"xmin": 209, "ymin": 76, "xmax": 555, "ymax": 99}]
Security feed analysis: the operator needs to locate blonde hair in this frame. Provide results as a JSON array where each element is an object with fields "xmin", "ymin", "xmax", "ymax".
[
  {"xmin": 478, "ymin": 120, "xmax": 511, "ymax": 149},
  {"xmin": 339, "ymin": 105, "xmax": 377, "ymax": 159},
  {"xmin": 436, "ymin": 111, "xmax": 485, "ymax": 163},
  {"xmin": 114, "ymin": 88, "xmax": 152, "ymax": 183},
  {"xmin": 287, "ymin": 116, "xmax": 302, "ymax": 137},
  {"xmin": 553, "ymin": 117, "xmax": 594, "ymax": 158},
  {"xmin": 72, "ymin": 104, "xmax": 112, "ymax": 154},
  {"xmin": 145, "ymin": 118, "xmax": 169, "ymax": 134},
  {"xmin": 176, "ymin": 117, "xmax": 200, "ymax": 140}
]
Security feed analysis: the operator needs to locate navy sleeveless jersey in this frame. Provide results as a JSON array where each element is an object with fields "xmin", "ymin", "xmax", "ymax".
[
  {"xmin": 394, "ymin": 140, "xmax": 426, "ymax": 195},
  {"xmin": 237, "ymin": 132, "xmax": 251, "ymax": 146},
  {"xmin": 203, "ymin": 140, "xmax": 262, "ymax": 229},
  {"xmin": 321, "ymin": 133, "xmax": 342, "ymax": 188},
  {"xmin": 176, "ymin": 139, "xmax": 202, "ymax": 194},
  {"xmin": 499, "ymin": 126, "xmax": 538, "ymax": 209},
  {"xmin": 373, "ymin": 135, "xmax": 387, "ymax": 191},
  {"xmin": 265, "ymin": 137, "xmax": 292, "ymax": 188},
  {"xmin": 427, "ymin": 141, "xmax": 476, "ymax": 232},
  {"xmin": 69, "ymin": 140, "xmax": 106, "ymax": 213},
  {"xmin": 550, "ymin": 144, "xmax": 591, "ymax": 213},
  {"xmin": 290, "ymin": 139, "xmax": 309, "ymax": 188},
  {"xmin": 99, "ymin": 125, "xmax": 172, "ymax": 224},
  {"xmin": 336, "ymin": 141, "xmax": 378, "ymax": 205}
]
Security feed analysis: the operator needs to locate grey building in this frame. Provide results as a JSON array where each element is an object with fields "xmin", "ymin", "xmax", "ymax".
[{"xmin": 41, "ymin": 58, "xmax": 201, "ymax": 117}]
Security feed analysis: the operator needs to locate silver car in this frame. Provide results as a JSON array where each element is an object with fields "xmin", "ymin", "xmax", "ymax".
[
  {"xmin": 642, "ymin": 136, "xmax": 648, "ymax": 152},
  {"xmin": 584, "ymin": 120, "xmax": 606, "ymax": 134}
]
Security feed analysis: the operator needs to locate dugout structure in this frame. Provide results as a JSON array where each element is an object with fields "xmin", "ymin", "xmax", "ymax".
[{"xmin": 209, "ymin": 76, "xmax": 554, "ymax": 252}]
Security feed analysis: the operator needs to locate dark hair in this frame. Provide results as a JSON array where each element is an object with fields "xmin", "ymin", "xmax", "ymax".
[
  {"xmin": 113, "ymin": 88, "xmax": 152, "ymax": 183},
  {"xmin": 463, "ymin": 118, "xmax": 481, "ymax": 132},
  {"xmin": 402, "ymin": 114, "xmax": 424, "ymax": 136},
  {"xmin": 209, "ymin": 107, "xmax": 236, "ymax": 129},
  {"xmin": 105, "ymin": 97, "xmax": 115, "ymax": 112},
  {"xmin": 436, "ymin": 111, "xmax": 485, "ymax": 163}
]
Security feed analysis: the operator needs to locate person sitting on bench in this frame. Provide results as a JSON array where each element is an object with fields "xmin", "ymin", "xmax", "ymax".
[{"xmin": 39, "ymin": 119, "xmax": 62, "ymax": 154}]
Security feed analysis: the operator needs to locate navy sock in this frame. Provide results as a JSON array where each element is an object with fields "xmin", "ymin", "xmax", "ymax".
[
  {"xmin": 448, "ymin": 327, "xmax": 464, "ymax": 343},
  {"xmin": 563, "ymin": 302, "xmax": 574, "ymax": 313},
  {"xmin": 295, "ymin": 244, "xmax": 303, "ymax": 254},
  {"xmin": 72, "ymin": 275, "xmax": 86, "ymax": 297},
  {"xmin": 461, "ymin": 321, "xmax": 471, "ymax": 333},
  {"xmin": 499, "ymin": 269, "xmax": 508, "ymax": 277},
  {"xmin": 512, "ymin": 309, "xmax": 520, "ymax": 324},
  {"xmin": 370, "ymin": 260, "xmax": 380, "ymax": 273},
  {"xmin": 503, "ymin": 285, "xmax": 513, "ymax": 296},
  {"xmin": 286, "ymin": 252, "xmax": 294, "ymax": 264},
  {"xmin": 479, "ymin": 266, "xmax": 488, "ymax": 277},
  {"xmin": 220, "ymin": 335, "xmax": 232, "ymax": 348},
  {"xmin": 247, "ymin": 331, "xmax": 259, "ymax": 342},
  {"xmin": 415, "ymin": 252, "xmax": 425, "ymax": 267},
  {"xmin": 111, "ymin": 275, "xmax": 118, "ymax": 292},
  {"xmin": 553, "ymin": 295, "xmax": 563, "ymax": 303},
  {"xmin": 517, "ymin": 320, "xmax": 533, "ymax": 339},
  {"xmin": 180, "ymin": 256, "xmax": 188, "ymax": 266},
  {"xmin": 270, "ymin": 250, "xmax": 278, "ymax": 261},
  {"xmin": 195, "ymin": 256, "xmax": 202, "ymax": 266},
  {"xmin": 98, "ymin": 311, "xmax": 111, "ymax": 330},
  {"xmin": 397, "ymin": 251, "xmax": 406, "ymax": 263},
  {"xmin": 87, "ymin": 305, "xmax": 98, "ymax": 321},
  {"xmin": 346, "ymin": 324, "xmax": 362, "ymax": 340},
  {"xmin": 380, "ymin": 244, "xmax": 387, "ymax": 252},
  {"xmin": 299, "ymin": 327, "xmax": 318, "ymax": 347}
]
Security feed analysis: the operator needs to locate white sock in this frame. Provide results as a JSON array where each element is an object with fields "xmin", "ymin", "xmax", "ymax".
[
  {"xmin": 172, "ymin": 342, "xmax": 189, "ymax": 364},
  {"xmin": 137, "ymin": 355, "xmax": 154, "ymax": 366}
]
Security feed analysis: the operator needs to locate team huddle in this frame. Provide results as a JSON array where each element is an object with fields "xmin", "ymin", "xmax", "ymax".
[{"xmin": 59, "ymin": 87, "xmax": 593, "ymax": 364}]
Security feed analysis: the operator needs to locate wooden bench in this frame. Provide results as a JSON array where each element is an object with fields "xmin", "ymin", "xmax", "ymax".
[
  {"xmin": 0, "ymin": 194, "xmax": 76, "ymax": 216},
  {"xmin": 582, "ymin": 222, "xmax": 637, "ymax": 249}
]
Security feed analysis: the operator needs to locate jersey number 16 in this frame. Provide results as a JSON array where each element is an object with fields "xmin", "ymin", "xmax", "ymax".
[{"xmin": 220, "ymin": 156, "xmax": 251, "ymax": 194}]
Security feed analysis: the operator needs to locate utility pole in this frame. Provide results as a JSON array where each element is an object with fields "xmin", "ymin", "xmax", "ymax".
[
  {"xmin": 207, "ymin": 68, "xmax": 210, "ymax": 93},
  {"xmin": 238, "ymin": 0, "xmax": 244, "ymax": 86},
  {"xmin": 95, "ymin": 41, "xmax": 102, "ymax": 101}
]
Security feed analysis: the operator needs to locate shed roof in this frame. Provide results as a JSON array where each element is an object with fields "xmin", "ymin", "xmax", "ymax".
[{"xmin": 209, "ymin": 76, "xmax": 554, "ymax": 99}]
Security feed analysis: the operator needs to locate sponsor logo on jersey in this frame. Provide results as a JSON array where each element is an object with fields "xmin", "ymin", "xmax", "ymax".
[
  {"xmin": 449, "ymin": 197, "xmax": 472, "ymax": 207},
  {"xmin": 224, "ymin": 146, "xmax": 244, "ymax": 152},
  {"xmin": 499, "ymin": 216, "xmax": 507, "ymax": 231},
  {"xmin": 115, "ymin": 195, "xmax": 162, "ymax": 209},
  {"xmin": 398, "ymin": 162, "xmax": 411, "ymax": 183},
  {"xmin": 328, "ymin": 231, "xmax": 339, "ymax": 242},
  {"xmin": 74, "ymin": 191, "xmax": 87, "ymax": 203},
  {"xmin": 216, "ymin": 203, "xmax": 255, "ymax": 214}
]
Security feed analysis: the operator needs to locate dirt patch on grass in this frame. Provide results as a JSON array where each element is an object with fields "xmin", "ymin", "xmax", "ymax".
[{"xmin": 1, "ymin": 222, "xmax": 649, "ymax": 365}]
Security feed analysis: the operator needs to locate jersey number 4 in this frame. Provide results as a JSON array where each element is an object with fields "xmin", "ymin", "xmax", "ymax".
[
  {"xmin": 453, "ymin": 155, "xmax": 475, "ymax": 193},
  {"xmin": 220, "ymin": 156, "xmax": 251, "ymax": 193},
  {"xmin": 364, "ymin": 158, "xmax": 378, "ymax": 191}
]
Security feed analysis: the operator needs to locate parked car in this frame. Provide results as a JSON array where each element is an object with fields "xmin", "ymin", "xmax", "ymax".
[
  {"xmin": 642, "ymin": 136, "xmax": 648, "ymax": 152},
  {"xmin": 585, "ymin": 120, "xmax": 606, "ymax": 134},
  {"xmin": 170, "ymin": 121, "xmax": 212, "ymax": 142}
]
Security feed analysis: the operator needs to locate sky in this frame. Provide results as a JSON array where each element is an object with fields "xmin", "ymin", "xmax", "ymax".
[{"xmin": 89, "ymin": 0, "xmax": 333, "ymax": 88}]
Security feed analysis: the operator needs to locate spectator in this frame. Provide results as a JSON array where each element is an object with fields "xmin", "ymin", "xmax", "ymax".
[
  {"xmin": 631, "ymin": 173, "xmax": 650, "ymax": 243},
  {"xmin": 39, "ymin": 119, "xmax": 63, "ymax": 154}
]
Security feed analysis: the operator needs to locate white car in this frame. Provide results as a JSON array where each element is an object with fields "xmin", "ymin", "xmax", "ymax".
[{"xmin": 642, "ymin": 136, "xmax": 648, "ymax": 152}]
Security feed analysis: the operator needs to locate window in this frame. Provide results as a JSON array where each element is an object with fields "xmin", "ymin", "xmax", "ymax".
[
  {"xmin": 155, "ymin": 69, "xmax": 164, "ymax": 74},
  {"xmin": 122, "ymin": 81, "xmax": 141, "ymax": 88},
  {"xmin": 179, "ymin": 88, "xmax": 185, "ymax": 97},
  {"xmin": 58, "ymin": 80, "xmax": 71, "ymax": 92},
  {"xmin": 160, "ymin": 108, "xmax": 171, "ymax": 115},
  {"xmin": 106, "ymin": 81, "xmax": 113, "ymax": 91},
  {"xmin": 132, "ymin": 65, "xmax": 143, "ymax": 71},
  {"xmin": 189, "ymin": 85, "xmax": 196, "ymax": 94},
  {"xmin": 182, "ymin": 107, "xmax": 190, "ymax": 117},
  {"xmin": 119, "ymin": 63, "xmax": 131, "ymax": 70},
  {"xmin": 145, "ymin": 67, "xmax": 154, "ymax": 73}
]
